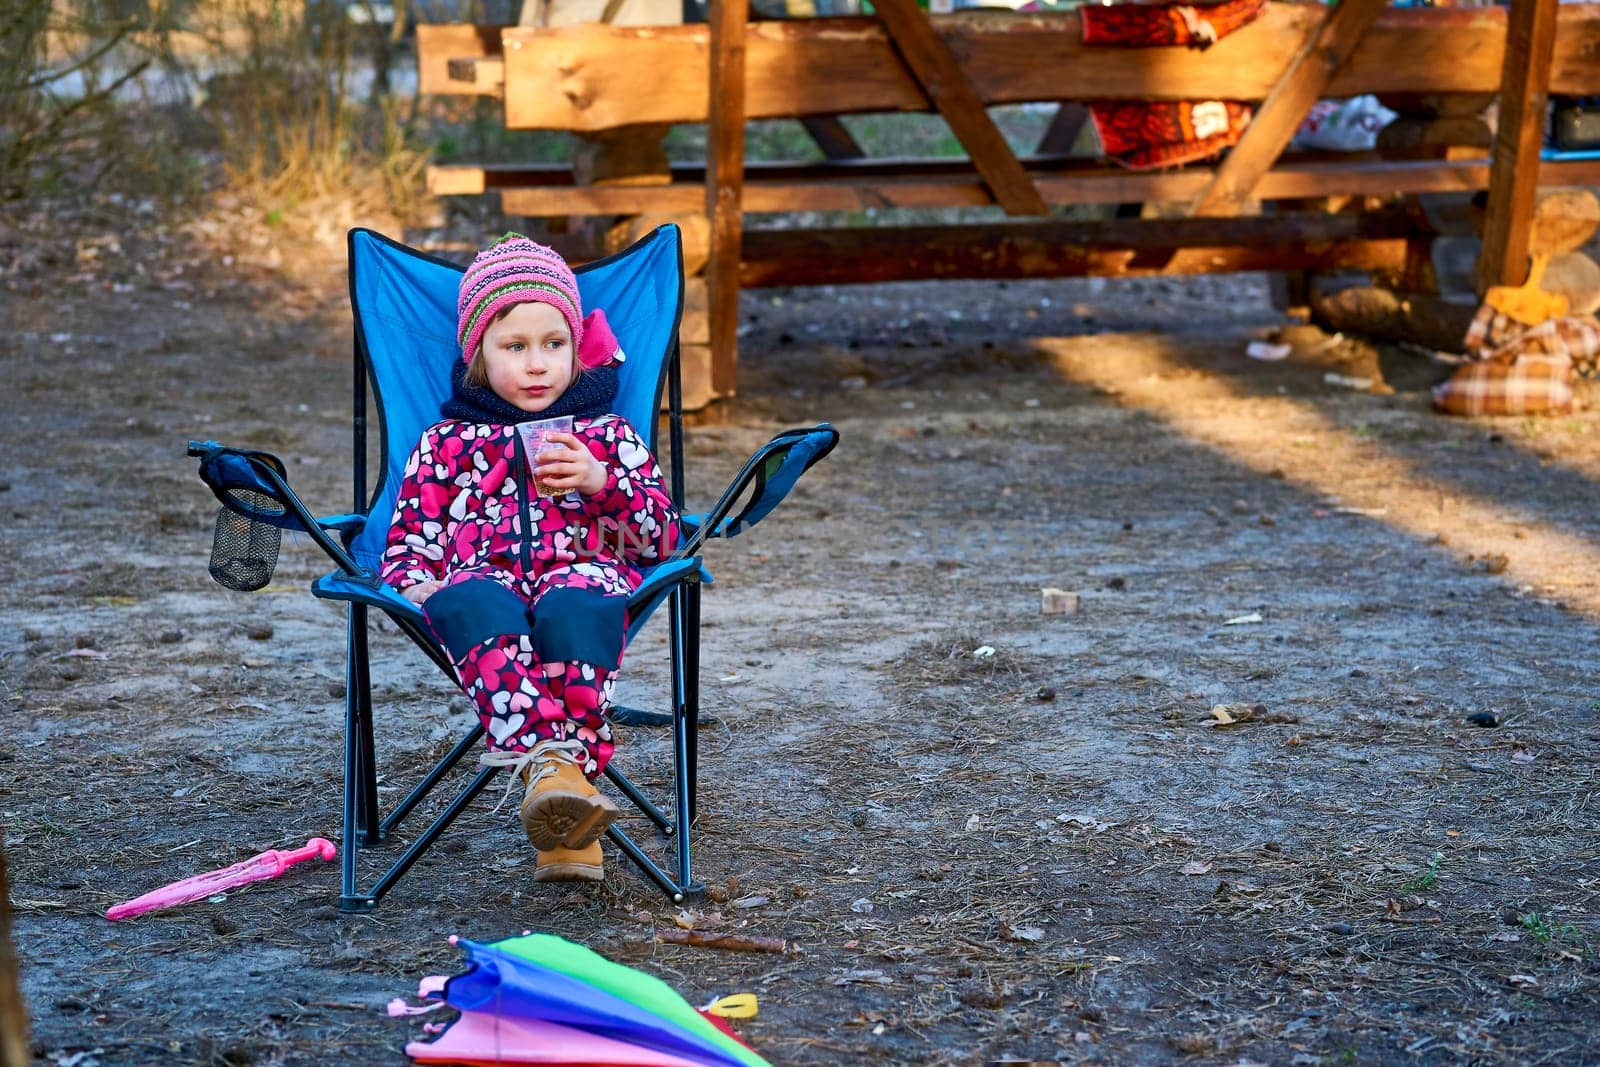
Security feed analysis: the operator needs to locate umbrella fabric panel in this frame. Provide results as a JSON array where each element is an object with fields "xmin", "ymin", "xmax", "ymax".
[
  {"xmin": 406, "ymin": 1009, "xmax": 712, "ymax": 1066},
  {"xmin": 444, "ymin": 942, "xmax": 756, "ymax": 1067},
  {"xmin": 489, "ymin": 935, "xmax": 771, "ymax": 1067}
]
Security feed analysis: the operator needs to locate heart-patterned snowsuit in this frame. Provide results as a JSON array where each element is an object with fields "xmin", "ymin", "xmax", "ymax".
[{"xmin": 380, "ymin": 414, "xmax": 678, "ymax": 778}]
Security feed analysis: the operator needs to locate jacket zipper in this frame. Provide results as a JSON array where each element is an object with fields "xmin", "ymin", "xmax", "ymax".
[{"xmin": 512, "ymin": 427, "xmax": 534, "ymax": 580}]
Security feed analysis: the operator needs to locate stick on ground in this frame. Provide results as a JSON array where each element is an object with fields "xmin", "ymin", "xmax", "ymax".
[{"xmin": 654, "ymin": 928, "xmax": 793, "ymax": 955}]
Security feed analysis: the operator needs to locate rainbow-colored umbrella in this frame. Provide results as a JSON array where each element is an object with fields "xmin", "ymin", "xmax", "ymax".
[{"xmin": 402, "ymin": 934, "xmax": 771, "ymax": 1067}]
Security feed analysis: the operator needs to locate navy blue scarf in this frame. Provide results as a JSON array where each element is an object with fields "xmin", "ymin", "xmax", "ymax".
[{"xmin": 440, "ymin": 360, "xmax": 619, "ymax": 426}]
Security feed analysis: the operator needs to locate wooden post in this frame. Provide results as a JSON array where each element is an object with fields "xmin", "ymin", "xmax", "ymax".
[
  {"xmin": 869, "ymin": 0, "xmax": 1047, "ymax": 216},
  {"xmin": 0, "ymin": 842, "xmax": 29, "ymax": 1067},
  {"xmin": 705, "ymin": 0, "xmax": 748, "ymax": 399},
  {"xmin": 1191, "ymin": 0, "xmax": 1387, "ymax": 217},
  {"xmin": 1475, "ymin": 0, "xmax": 1561, "ymax": 292}
]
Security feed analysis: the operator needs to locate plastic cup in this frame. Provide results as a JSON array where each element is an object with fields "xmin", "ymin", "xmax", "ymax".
[{"xmin": 516, "ymin": 415, "xmax": 574, "ymax": 497}]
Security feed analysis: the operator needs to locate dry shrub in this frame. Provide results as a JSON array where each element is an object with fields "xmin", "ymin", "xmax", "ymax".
[
  {"xmin": 0, "ymin": 0, "xmax": 153, "ymax": 199},
  {"xmin": 3, "ymin": 0, "xmax": 432, "ymax": 235},
  {"xmin": 184, "ymin": 0, "xmax": 431, "ymax": 232}
]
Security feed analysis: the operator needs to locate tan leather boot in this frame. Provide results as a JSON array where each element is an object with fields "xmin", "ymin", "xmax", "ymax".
[
  {"xmin": 519, "ymin": 749, "xmax": 619, "ymax": 852},
  {"xmin": 533, "ymin": 839, "xmax": 604, "ymax": 882}
]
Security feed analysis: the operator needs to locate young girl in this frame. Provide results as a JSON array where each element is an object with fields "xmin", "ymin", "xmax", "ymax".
[{"xmin": 379, "ymin": 233, "xmax": 679, "ymax": 883}]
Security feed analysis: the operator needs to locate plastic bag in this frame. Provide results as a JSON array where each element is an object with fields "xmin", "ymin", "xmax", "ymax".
[{"xmin": 1292, "ymin": 95, "xmax": 1396, "ymax": 152}]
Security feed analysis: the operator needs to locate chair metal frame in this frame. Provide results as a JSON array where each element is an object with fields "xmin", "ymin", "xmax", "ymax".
[{"xmin": 188, "ymin": 226, "xmax": 838, "ymax": 912}]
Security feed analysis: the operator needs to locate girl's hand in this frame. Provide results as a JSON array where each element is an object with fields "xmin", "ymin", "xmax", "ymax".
[
  {"xmin": 402, "ymin": 579, "xmax": 443, "ymax": 605},
  {"xmin": 533, "ymin": 432, "xmax": 608, "ymax": 496}
]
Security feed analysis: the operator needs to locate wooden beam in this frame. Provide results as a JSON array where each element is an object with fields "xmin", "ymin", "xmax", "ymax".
[
  {"xmin": 800, "ymin": 116, "xmax": 866, "ymax": 160},
  {"xmin": 445, "ymin": 55, "xmax": 505, "ymax": 93},
  {"xmin": 739, "ymin": 210, "xmax": 1417, "ymax": 287},
  {"xmin": 1034, "ymin": 102, "xmax": 1089, "ymax": 157},
  {"xmin": 1192, "ymin": 0, "xmax": 1388, "ymax": 216},
  {"xmin": 490, "ymin": 7, "xmax": 1600, "ymax": 130},
  {"xmin": 1476, "ymin": 0, "xmax": 1563, "ymax": 291},
  {"xmin": 706, "ymin": 0, "xmax": 748, "ymax": 398},
  {"xmin": 417, "ymin": 23, "xmax": 505, "ymax": 95},
  {"xmin": 482, "ymin": 155, "xmax": 1600, "ymax": 216},
  {"xmin": 868, "ymin": 0, "xmax": 1045, "ymax": 215}
]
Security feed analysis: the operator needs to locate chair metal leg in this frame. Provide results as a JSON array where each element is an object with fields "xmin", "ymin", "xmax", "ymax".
[
  {"xmin": 360, "ymin": 767, "xmax": 498, "ymax": 908},
  {"xmin": 671, "ymin": 707, "xmax": 696, "ymax": 892},
  {"xmin": 609, "ymin": 704, "xmax": 675, "ymax": 727},
  {"xmin": 340, "ymin": 764, "xmax": 499, "ymax": 913},
  {"xmin": 608, "ymin": 824, "xmax": 702, "ymax": 904},
  {"xmin": 339, "ymin": 719, "xmax": 484, "ymax": 912},
  {"xmin": 603, "ymin": 765, "xmax": 675, "ymax": 836},
  {"xmin": 667, "ymin": 581, "xmax": 703, "ymax": 898},
  {"xmin": 683, "ymin": 581, "xmax": 701, "ymax": 823},
  {"xmin": 381, "ymin": 723, "xmax": 484, "ymax": 838},
  {"xmin": 350, "ymin": 604, "xmax": 381, "ymax": 845},
  {"xmin": 333, "ymin": 581, "xmax": 708, "ymax": 911},
  {"xmin": 339, "ymin": 643, "xmax": 363, "ymax": 909}
]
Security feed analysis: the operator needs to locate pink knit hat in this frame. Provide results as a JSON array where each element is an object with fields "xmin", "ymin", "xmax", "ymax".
[{"xmin": 457, "ymin": 233, "xmax": 622, "ymax": 369}]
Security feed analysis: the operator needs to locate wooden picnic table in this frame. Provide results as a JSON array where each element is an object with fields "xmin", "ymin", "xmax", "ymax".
[{"xmin": 417, "ymin": 1, "xmax": 1600, "ymax": 407}]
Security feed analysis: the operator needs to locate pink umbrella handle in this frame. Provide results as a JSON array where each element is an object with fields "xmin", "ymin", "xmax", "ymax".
[
  {"xmin": 271, "ymin": 838, "xmax": 338, "ymax": 873},
  {"xmin": 105, "ymin": 837, "xmax": 338, "ymax": 921}
]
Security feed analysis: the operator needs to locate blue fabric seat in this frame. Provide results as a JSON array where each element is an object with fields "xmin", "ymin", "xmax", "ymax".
[{"xmin": 189, "ymin": 226, "xmax": 837, "ymax": 910}]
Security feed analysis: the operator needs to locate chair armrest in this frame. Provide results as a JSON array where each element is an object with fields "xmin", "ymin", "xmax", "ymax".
[
  {"xmin": 675, "ymin": 423, "xmax": 840, "ymax": 557},
  {"xmin": 623, "ymin": 557, "xmax": 708, "ymax": 644},
  {"xmin": 627, "ymin": 556, "xmax": 706, "ymax": 611},
  {"xmin": 311, "ymin": 572, "xmax": 427, "ymax": 625},
  {"xmin": 317, "ymin": 564, "xmax": 705, "ymax": 672},
  {"xmin": 188, "ymin": 440, "xmax": 363, "ymax": 577},
  {"xmin": 313, "ymin": 561, "xmax": 705, "ymax": 623},
  {"xmin": 317, "ymin": 513, "xmax": 369, "ymax": 535},
  {"xmin": 311, "ymin": 572, "xmax": 457, "ymax": 674}
]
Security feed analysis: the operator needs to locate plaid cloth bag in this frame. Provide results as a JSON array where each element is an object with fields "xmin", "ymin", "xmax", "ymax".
[
  {"xmin": 1432, "ymin": 350, "xmax": 1574, "ymax": 416},
  {"xmin": 1432, "ymin": 303, "xmax": 1600, "ymax": 416},
  {"xmin": 1461, "ymin": 304, "xmax": 1600, "ymax": 378},
  {"xmin": 1461, "ymin": 304, "xmax": 1521, "ymax": 356}
]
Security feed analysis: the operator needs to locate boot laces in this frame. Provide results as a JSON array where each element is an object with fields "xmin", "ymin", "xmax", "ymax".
[{"xmin": 479, "ymin": 738, "xmax": 585, "ymax": 813}]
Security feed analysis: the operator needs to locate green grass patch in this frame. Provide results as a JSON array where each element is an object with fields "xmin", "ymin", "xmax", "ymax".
[{"xmin": 1400, "ymin": 853, "xmax": 1442, "ymax": 894}]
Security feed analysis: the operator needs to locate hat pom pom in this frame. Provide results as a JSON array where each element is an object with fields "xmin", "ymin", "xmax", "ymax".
[{"xmin": 578, "ymin": 308, "xmax": 625, "ymax": 368}]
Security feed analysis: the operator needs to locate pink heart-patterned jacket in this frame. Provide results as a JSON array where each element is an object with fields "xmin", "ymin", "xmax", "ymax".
[{"xmin": 379, "ymin": 414, "xmax": 679, "ymax": 599}]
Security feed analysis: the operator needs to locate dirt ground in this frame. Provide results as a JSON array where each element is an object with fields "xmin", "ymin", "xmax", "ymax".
[{"xmin": 4, "ymin": 203, "xmax": 1600, "ymax": 1067}]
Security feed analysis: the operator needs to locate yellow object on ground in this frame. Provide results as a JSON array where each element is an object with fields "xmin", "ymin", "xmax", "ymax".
[{"xmin": 1485, "ymin": 253, "xmax": 1569, "ymax": 326}]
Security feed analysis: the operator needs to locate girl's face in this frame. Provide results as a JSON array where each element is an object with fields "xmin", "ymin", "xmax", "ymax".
[{"xmin": 480, "ymin": 302, "xmax": 576, "ymax": 414}]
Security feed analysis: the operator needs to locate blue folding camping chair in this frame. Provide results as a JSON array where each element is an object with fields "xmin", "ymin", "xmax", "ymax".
[{"xmin": 187, "ymin": 225, "xmax": 838, "ymax": 911}]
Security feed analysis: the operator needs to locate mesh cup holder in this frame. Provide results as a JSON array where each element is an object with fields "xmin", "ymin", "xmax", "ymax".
[{"xmin": 209, "ymin": 488, "xmax": 283, "ymax": 592}]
